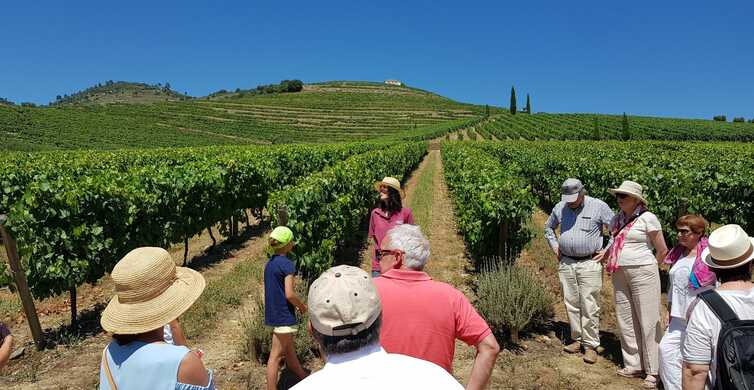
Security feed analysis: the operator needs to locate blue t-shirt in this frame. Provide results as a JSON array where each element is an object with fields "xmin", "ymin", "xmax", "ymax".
[{"xmin": 264, "ymin": 254, "xmax": 297, "ymax": 326}]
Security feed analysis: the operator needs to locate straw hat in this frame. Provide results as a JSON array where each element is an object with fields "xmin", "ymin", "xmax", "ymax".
[
  {"xmin": 608, "ymin": 180, "xmax": 648, "ymax": 204},
  {"xmin": 308, "ymin": 265, "xmax": 381, "ymax": 337},
  {"xmin": 701, "ymin": 224, "xmax": 754, "ymax": 269},
  {"xmin": 101, "ymin": 247, "xmax": 206, "ymax": 335},
  {"xmin": 374, "ymin": 176, "xmax": 405, "ymax": 199}
]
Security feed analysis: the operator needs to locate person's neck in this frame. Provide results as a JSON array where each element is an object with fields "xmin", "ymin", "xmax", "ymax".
[
  {"xmin": 273, "ymin": 251, "xmax": 288, "ymax": 256},
  {"xmin": 719, "ymin": 280, "xmax": 754, "ymax": 291},
  {"xmin": 682, "ymin": 245, "xmax": 697, "ymax": 257}
]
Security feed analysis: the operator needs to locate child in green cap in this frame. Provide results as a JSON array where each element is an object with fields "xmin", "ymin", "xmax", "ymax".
[{"xmin": 264, "ymin": 226, "xmax": 308, "ymax": 389}]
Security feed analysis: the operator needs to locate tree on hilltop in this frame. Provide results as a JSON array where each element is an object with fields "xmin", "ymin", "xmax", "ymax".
[
  {"xmin": 622, "ymin": 112, "xmax": 631, "ymax": 140},
  {"xmin": 525, "ymin": 94, "xmax": 531, "ymax": 114},
  {"xmin": 510, "ymin": 86, "xmax": 517, "ymax": 115}
]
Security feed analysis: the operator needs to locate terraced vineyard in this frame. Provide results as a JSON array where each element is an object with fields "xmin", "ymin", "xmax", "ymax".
[
  {"xmin": 474, "ymin": 112, "xmax": 754, "ymax": 141},
  {"xmin": 0, "ymin": 82, "xmax": 483, "ymax": 151}
]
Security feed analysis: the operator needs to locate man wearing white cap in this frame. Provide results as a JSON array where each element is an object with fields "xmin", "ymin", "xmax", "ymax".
[
  {"xmin": 292, "ymin": 265, "xmax": 462, "ymax": 389},
  {"xmin": 682, "ymin": 224, "xmax": 754, "ymax": 390},
  {"xmin": 544, "ymin": 178, "xmax": 614, "ymax": 363}
]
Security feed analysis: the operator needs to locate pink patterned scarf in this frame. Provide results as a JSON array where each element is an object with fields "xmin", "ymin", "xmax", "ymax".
[
  {"xmin": 606, "ymin": 205, "xmax": 648, "ymax": 273},
  {"xmin": 663, "ymin": 237, "xmax": 715, "ymax": 290}
]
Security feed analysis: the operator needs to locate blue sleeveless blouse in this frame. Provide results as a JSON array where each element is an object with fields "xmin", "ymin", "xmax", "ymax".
[{"xmin": 99, "ymin": 341, "xmax": 214, "ymax": 390}]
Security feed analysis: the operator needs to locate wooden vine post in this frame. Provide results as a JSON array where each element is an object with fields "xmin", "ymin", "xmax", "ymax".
[{"xmin": 0, "ymin": 214, "xmax": 44, "ymax": 350}]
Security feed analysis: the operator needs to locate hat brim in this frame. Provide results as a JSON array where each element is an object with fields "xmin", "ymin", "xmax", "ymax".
[
  {"xmin": 702, "ymin": 238, "xmax": 754, "ymax": 269},
  {"xmin": 561, "ymin": 193, "xmax": 579, "ymax": 203},
  {"xmin": 608, "ymin": 188, "xmax": 648, "ymax": 205},
  {"xmin": 101, "ymin": 267, "xmax": 206, "ymax": 334},
  {"xmin": 374, "ymin": 181, "xmax": 405, "ymax": 199}
]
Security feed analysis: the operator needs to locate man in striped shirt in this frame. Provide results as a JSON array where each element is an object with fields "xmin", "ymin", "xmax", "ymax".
[{"xmin": 544, "ymin": 178, "xmax": 614, "ymax": 364}]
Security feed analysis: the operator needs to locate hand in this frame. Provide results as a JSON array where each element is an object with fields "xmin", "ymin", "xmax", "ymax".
[
  {"xmin": 592, "ymin": 250, "xmax": 607, "ymax": 262},
  {"xmin": 663, "ymin": 311, "xmax": 670, "ymax": 329},
  {"xmin": 300, "ymin": 304, "xmax": 308, "ymax": 313}
]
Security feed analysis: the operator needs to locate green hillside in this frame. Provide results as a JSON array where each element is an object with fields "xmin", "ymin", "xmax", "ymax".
[
  {"xmin": 0, "ymin": 81, "xmax": 483, "ymax": 151},
  {"xmin": 50, "ymin": 81, "xmax": 190, "ymax": 106},
  {"xmin": 475, "ymin": 113, "xmax": 754, "ymax": 141}
]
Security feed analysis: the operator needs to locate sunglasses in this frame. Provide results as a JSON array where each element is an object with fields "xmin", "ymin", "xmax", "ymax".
[
  {"xmin": 616, "ymin": 193, "xmax": 629, "ymax": 199},
  {"xmin": 676, "ymin": 228, "xmax": 695, "ymax": 236}
]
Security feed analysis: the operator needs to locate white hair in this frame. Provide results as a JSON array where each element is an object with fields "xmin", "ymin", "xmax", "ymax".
[{"xmin": 382, "ymin": 224, "xmax": 430, "ymax": 270}]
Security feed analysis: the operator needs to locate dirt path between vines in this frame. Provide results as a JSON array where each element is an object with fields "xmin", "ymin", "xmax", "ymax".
[{"xmin": 0, "ymin": 220, "xmax": 272, "ymax": 389}]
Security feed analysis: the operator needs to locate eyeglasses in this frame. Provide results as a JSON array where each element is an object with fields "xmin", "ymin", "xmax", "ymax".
[
  {"xmin": 676, "ymin": 228, "xmax": 695, "ymax": 236},
  {"xmin": 377, "ymin": 249, "xmax": 403, "ymax": 260}
]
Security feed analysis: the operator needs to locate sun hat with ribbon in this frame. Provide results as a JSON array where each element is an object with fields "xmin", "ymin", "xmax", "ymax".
[
  {"xmin": 374, "ymin": 176, "xmax": 405, "ymax": 199},
  {"xmin": 101, "ymin": 247, "xmax": 206, "ymax": 335},
  {"xmin": 270, "ymin": 226, "xmax": 295, "ymax": 249},
  {"xmin": 608, "ymin": 180, "xmax": 648, "ymax": 204},
  {"xmin": 308, "ymin": 265, "xmax": 382, "ymax": 337},
  {"xmin": 701, "ymin": 224, "xmax": 754, "ymax": 269}
]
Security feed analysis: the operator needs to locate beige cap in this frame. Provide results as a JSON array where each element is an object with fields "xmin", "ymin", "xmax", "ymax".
[
  {"xmin": 608, "ymin": 180, "xmax": 648, "ymax": 204},
  {"xmin": 308, "ymin": 265, "xmax": 381, "ymax": 336},
  {"xmin": 101, "ymin": 247, "xmax": 206, "ymax": 335},
  {"xmin": 702, "ymin": 224, "xmax": 754, "ymax": 269}
]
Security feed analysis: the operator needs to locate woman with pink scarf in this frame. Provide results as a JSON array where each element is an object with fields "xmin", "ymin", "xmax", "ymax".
[
  {"xmin": 658, "ymin": 215, "xmax": 714, "ymax": 390},
  {"xmin": 606, "ymin": 181, "xmax": 668, "ymax": 389}
]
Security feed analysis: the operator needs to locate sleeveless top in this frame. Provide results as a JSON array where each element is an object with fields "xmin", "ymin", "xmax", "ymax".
[{"xmin": 99, "ymin": 341, "xmax": 214, "ymax": 390}]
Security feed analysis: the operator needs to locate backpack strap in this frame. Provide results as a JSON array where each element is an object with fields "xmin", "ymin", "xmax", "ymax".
[{"xmin": 698, "ymin": 290, "xmax": 739, "ymax": 324}]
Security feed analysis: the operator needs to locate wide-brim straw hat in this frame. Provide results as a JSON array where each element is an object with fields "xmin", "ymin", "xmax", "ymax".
[
  {"xmin": 608, "ymin": 180, "xmax": 648, "ymax": 205},
  {"xmin": 374, "ymin": 176, "xmax": 405, "ymax": 199},
  {"xmin": 701, "ymin": 224, "xmax": 754, "ymax": 269},
  {"xmin": 101, "ymin": 247, "xmax": 206, "ymax": 335}
]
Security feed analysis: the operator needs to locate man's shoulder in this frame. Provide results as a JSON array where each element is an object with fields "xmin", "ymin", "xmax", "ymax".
[
  {"xmin": 384, "ymin": 353, "xmax": 464, "ymax": 387},
  {"xmin": 585, "ymin": 196, "xmax": 609, "ymax": 207}
]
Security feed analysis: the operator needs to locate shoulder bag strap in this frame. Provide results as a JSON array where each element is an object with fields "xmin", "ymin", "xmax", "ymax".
[
  {"xmin": 101, "ymin": 347, "xmax": 118, "ymax": 390},
  {"xmin": 698, "ymin": 290, "xmax": 739, "ymax": 325}
]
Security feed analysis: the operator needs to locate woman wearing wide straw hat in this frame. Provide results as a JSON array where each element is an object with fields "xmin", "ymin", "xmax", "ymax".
[
  {"xmin": 682, "ymin": 224, "xmax": 754, "ymax": 389},
  {"xmin": 99, "ymin": 247, "xmax": 214, "ymax": 390},
  {"xmin": 369, "ymin": 177, "xmax": 414, "ymax": 277},
  {"xmin": 605, "ymin": 180, "xmax": 668, "ymax": 389}
]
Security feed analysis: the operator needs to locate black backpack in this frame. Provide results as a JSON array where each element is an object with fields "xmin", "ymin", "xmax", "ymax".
[{"xmin": 698, "ymin": 290, "xmax": 754, "ymax": 390}]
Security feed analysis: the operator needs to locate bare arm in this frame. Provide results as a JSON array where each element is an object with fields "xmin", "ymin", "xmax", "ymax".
[
  {"xmin": 170, "ymin": 319, "xmax": 188, "ymax": 347},
  {"xmin": 682, "ymin": 362, "xmax": 709, "ymax": 390},
  {"xmin": 466, "ymin": 333, "xmax": 500, "ymax": 390},
  {"xmin": 0, "ymin": 335, "xmax": 13, "ymax": 369},
  {"xmin": 284, "ymin": 275, "xmax": 307, "ymax": 313},
  {"xmin": 177, "ymin": 350, "xmax": 211, "ymax": 387},
  {"xmin": 649, "ymin": 230, "xmax": 668, "ymax": 263}
]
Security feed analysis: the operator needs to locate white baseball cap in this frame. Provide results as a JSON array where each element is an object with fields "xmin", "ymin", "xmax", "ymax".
[{"xmin": 308, "ymin": 265, "xmax": 382, "ymax": 336}]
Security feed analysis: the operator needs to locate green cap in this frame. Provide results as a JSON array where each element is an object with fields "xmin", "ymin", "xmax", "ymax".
[{"xmin": 270, "ymin": 226, "xmax": 294, "ymax": 248}]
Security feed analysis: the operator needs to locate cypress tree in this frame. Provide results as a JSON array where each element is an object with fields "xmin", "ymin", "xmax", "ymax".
[
  {"xmin": 525, "ymin": 94, "xmax": 531, "ymax": 114},
  {"xmin": 622, "ymin": 112, "xmax": 631, "ymax": 140},
  {"xmin": 510, "ymin": 86, "xmax": 517, "ymax": 115},
  {"xmin": 485, "ymin": 104, "xmax": 490, "ymax": 117}
]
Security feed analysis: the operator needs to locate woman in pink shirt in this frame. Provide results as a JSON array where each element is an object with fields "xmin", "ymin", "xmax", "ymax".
[{"xmin": 369, "ymin": 177, "xmax": 414, "ymax": 277}]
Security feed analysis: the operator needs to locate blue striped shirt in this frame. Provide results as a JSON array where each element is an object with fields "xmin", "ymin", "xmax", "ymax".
[{"xmin": 544, "ymin": 196, "xmax": 615, "ymax": 258}]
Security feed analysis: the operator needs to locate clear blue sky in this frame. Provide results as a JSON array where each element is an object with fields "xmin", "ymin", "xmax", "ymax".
[{"xmin": 2, "ymin": 0, "xmax": 752, "ymax": 119}]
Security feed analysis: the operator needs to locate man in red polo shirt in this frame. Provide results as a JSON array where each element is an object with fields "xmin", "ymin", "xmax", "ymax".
[{"xmin": 373, "ymin": 224, "xmax": 500, "ymax": 390}]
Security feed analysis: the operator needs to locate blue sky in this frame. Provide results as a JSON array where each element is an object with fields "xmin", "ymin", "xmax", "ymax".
[{"xmin": 1, "ymin": 1, "xmax": 752, "ymax": 119}]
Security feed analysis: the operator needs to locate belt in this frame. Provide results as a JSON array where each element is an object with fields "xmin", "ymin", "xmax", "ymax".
[{"xmin": 562, "ymin": 253, "xmax": 596, "ymax": 261}]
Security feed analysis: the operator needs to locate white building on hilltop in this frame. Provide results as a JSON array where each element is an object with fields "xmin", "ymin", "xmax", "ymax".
[{"xmin": 384, "ymin": 79, "xmax": 403, "ymax": 86}]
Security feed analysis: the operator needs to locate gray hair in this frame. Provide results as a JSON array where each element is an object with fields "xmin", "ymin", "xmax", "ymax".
[{"xmin": 382, "ymin": 224, "xmax": 430, "ymax": 270}]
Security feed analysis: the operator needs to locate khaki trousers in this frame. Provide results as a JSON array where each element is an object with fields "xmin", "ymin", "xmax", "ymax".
[
  {"xmin": 612, "ymin": 263, "xmax": 663, "ymax": 375},
  {"xmin": 558, "ymin": 257, "xmax": 603, "ymax": 348}
]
